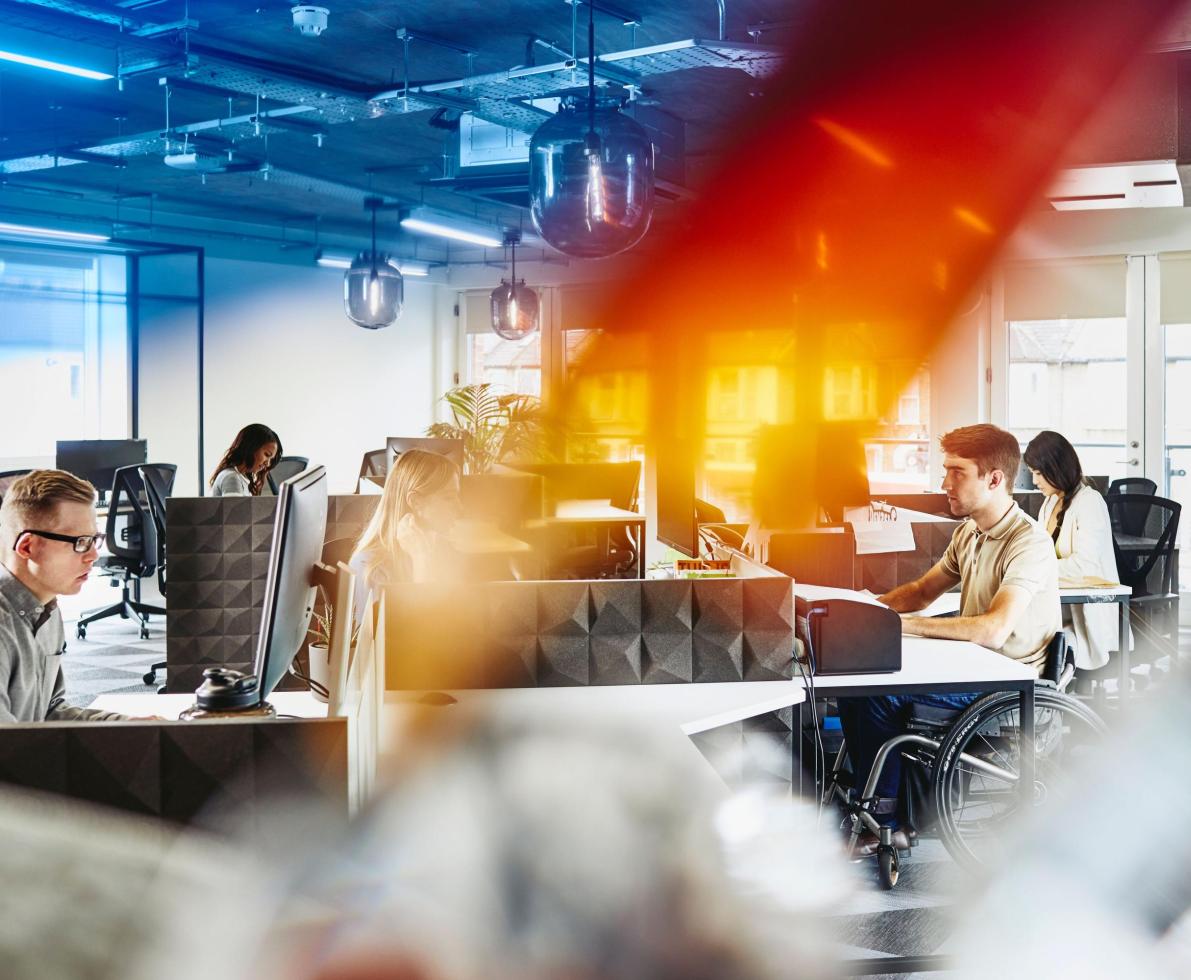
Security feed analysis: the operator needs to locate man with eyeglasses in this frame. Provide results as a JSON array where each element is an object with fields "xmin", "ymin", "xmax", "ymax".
[{"xmin": 0, "ymin": 469, "xmax": 129, "ymax": 722}]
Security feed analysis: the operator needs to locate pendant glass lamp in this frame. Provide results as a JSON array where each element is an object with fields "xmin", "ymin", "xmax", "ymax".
[
  {"xmin": 344, "ymin": 198, "xmax": 403, "ymax": 329},
  {"xmin": 528, "ymin": 3, "xmax": 654, "ymax": 258},
  {"xmin": 490, "ymin": 233, "xmax": 539, "ymax": 340}
]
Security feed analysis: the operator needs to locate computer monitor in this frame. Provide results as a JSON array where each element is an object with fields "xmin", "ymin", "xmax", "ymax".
[
  {"xmin": 253, "ymin": 465, "xmax": 329, "ymax": 705},
  {"xmin": 386, "ymin": 437, "xmax": 465, "ymax": 471},
  {"xmin": 655, "ymin": 437, "xmax": 699, "ymax": 558},
  {"xmin": 1014, "ymin": 458, "xmax": 1035, "ymax": 491},
  {"xmin": 56, "ymin": 439, "xmax": 147, "ymax": 500}
]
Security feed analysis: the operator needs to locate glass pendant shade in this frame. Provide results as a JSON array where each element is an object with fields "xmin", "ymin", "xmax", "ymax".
[
  {"xmin": 344, "ymin": 254, "xmax": 403, "ymax": 329},
  {"xmin": 529, "ymin": 94, "xmax": 655, "ymax": 258},
  {"xmin": 490, "ymin": 279, "xmax": 540, "ymax": 340}
]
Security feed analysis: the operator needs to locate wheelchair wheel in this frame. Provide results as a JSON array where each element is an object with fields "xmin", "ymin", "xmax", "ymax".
[{"xmin": 932, "ymin": 688, "xmax": 1106, "ymax": 873}]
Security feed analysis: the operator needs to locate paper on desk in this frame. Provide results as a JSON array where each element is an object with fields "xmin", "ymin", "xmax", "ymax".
[
  {"xmin": 842, "ymin": 506, "xmax": 916, "ymax": 555},
  {"xmin": 1059, "ymin": 575, "xmax": 1121, "ymax": 589}
]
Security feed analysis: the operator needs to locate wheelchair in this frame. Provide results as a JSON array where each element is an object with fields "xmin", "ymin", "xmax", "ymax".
[{"xmin": 822, "ymin": 630, "xmax": 1108, "ymax": 889}]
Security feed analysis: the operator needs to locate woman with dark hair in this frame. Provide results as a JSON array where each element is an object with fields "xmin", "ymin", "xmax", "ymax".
[
  {"xmin": 1024, "ymin": 430, "xmax": 1121, "ymax": 669},
  {"xmin": 209, "ymin": 424, "xmax": 283, "ymax": 497}
]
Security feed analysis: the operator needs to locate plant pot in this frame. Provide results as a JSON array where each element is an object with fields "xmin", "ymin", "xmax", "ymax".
[{"xmin": 308, "ymin": 643, "xmax": 330, "ymax": 703}]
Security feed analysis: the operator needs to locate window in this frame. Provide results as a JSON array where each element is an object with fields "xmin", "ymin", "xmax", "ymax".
[
  {"xmin": 1006, "ymin": 317, "xmax": 1127, "ymax": 481},
  {"xmin": 868, "ymin": 363, "xmax": 931, "ymax": 491},
  {"xmin": 0, "ymin": 246, "xmax": 129, "ymax": 469}
]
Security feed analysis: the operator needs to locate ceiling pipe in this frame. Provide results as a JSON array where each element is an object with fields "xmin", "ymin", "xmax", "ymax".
[{"xmin": 716, "ymin": 0, "xmax": 725, "ymax": 41}]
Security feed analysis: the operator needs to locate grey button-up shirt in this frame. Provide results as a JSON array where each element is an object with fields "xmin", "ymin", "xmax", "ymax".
[{"xmin": 0, "ymin": 564, "xmax": 125, "ymax": 722}]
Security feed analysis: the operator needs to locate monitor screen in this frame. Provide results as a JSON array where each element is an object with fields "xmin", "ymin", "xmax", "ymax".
[
  {"xmin": 1014, "ymin": 458, "xmax": 1035, "ymax": 491},
  {"xmin": 655, "ymin": 437, "xmax": 698, "ymax": 558},
  {"xmin": 254, "ymin": 465, "xmax": 328, "ymax": 703},
  {"xmin": 56, "ymin": 440, "xmax": 147, "ymax": 495},
  {"xmin": 386, "ymin": 437, "xmax": 465, "ymax": 471}
]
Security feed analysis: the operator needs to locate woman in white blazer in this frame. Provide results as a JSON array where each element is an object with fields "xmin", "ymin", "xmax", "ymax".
[{"xmin": 1024, "ymin": 431, "xmax": 1126, "ymax": 670}]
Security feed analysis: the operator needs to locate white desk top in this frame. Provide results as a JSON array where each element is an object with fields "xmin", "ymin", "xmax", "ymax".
[
  {"xmin": 789, "ymin": 583, "xmax": 1037, "ymax": 690},
  {"xmin": 536, "ymin": 502, "xmax": 645, "ymax": 524},
  {"xmin": 387, "ymin": 680, "xmax": 806, "ymax": 736},
  {"xmin": 92, "ymin": 682, "xmax": 806, "ymax": 735},
  {"xmin": 917, "ymin": 583, "xmax": 1131, "ymax": 619},
  {"xmin": 91, "ymin": 691, "xmax": 327, "ymax": 720}
]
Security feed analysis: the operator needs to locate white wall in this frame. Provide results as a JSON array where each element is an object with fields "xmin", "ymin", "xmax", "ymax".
[{"xmin": 141, "ymin": 256, "xmax": 443, "ymax": 496}]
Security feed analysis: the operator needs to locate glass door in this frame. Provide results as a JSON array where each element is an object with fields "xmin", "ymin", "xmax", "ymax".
[{"xmin": 1002, "ymin": 257, "xmax": 1135, "ymax": 485}]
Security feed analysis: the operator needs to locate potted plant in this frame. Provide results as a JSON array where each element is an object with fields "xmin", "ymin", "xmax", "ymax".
[
  {"xmin": 426, "ymin": 382, "xmax": 554, "ymax": 474},
  {"xmin": 304, "ymin": 587, "xmax": 358, "ymax": 703}
]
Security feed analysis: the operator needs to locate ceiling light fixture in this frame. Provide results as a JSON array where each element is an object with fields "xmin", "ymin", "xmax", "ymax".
[
  {"xmin": 397, "ymin": 260, "xmax": 431, "ymax": 277},
  {"xmin": 527, "ymin": 1, "xmax": 654, "ymax": 258},
  {"xmin": 400, "ymin": 208, "xmax": 503, "ymax": 248},
  {"xmin": 0, "ymin": 49, "xmax": 113, "ymax": 80},
  {"xmin": 316, "ymin": 250, "xmax": 353, "ymax": 269},
  {"xmin": 490, "ymin": 232, "xmax": 539, "ymax": 341},
  {"xmin": 344, "ymin": 198, "xmax": 403, "ymax": 330},
  {"xmin": 0, "ymin": 222, "xmax": 111, "ymax": 242}
]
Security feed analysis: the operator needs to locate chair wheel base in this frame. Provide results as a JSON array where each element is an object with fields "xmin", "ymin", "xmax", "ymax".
[
  {"xmin": 76, "ymin": 626, "xmax": 86, "ymax": 640},
  {"xmin": 142, "ymin": 671, "xmax": 157, "ymax": 685}
]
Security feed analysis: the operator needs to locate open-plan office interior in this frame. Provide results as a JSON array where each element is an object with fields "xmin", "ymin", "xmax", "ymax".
[{"xmin": 2, "ymin": 2, "xmax": 1191, "ymax": 978}]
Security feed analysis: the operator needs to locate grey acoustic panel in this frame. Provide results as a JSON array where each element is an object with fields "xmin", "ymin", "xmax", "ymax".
[
  {"xmin": 537, "ymin": 582, "xmax": 591, "ymax": 687},
  {"xmin": 691, "ymin": 580, "xmax": 745, "ymax": 683},
  {"xmin": 484, "ymin": 582, "xmax": 537, "ymax": 687},
  {"xmin": 0, "ymin": 719, "xmax": 347, "ymax": 827},
  {"xmin": 641, "ymin": 580, "xmax": 694, "ymax": 684},
  {"xmin": 386, "ymin": 583, "xmax": 488, "ymax": 689},
  {"xmin": 742, "ymin": 577, "xmax": 797, "ymax": 681},
  {"xmin": 589, "ymin": 581, "xmax": 643, "ymax": 685},
  {"xmin": 857, "ymin": 519, "xmax": 959, "ymax": 594}
]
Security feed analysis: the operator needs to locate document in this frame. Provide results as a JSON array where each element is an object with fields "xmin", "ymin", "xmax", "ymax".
[{"xmin": 843, "ymin": 504, "xmax": 916, "ymax": 555}]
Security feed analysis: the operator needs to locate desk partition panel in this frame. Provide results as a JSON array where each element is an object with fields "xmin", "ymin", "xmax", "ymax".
[
  {"xmin": 384, "ymin": 577, "xmax": 797, "ymax": 690},
  {"xmin": 0, "ymin": 717, "xmax": 347, "ymax": 827},
  {"xmin": 166, "ymin": 495, "xmax": 378, "ymax": 692}
]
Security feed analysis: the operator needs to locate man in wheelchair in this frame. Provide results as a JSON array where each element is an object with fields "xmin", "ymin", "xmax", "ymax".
[{"xmin": 837, "ymin": 424, "xmax": 1061, "ymax": 856}]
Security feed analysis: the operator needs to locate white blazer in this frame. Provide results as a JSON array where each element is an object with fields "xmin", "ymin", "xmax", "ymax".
[{"xmin": 1038, "ymin": 484, "xmax": 1127, "ymax": 669}]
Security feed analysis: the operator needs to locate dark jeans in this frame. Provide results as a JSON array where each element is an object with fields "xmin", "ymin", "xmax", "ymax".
[{"xmin": 837, "ymin": 693, "xmax": 981, "ymax": 826}]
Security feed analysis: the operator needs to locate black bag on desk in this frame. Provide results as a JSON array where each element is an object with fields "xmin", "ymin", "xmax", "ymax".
[{"xmin": 795, "ymin": 597, "xmax": 901, "ymax": 674}]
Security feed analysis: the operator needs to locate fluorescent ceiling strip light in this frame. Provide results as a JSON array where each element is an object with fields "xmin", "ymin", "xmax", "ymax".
[
  {"xmin": 0, "ymin": 49, "xmax": 112, "ymax": 80},
  {"xmin": 400, "ymin": 216, "xmax": 502, "ymax": 249},
  {"xmin": 0, "ymin": 222, "xmax": 110, "ymax": 242},
  {"xmin": 397, "ymin": 261, "xmax": 430, "ymax": 277},
  {"xmin": 316, "ymin": 254, "xmax": 353, "ymax": 269}
]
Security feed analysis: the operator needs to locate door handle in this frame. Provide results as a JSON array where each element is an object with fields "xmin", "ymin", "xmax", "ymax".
[{"xmin": 1115, "ymin": 459, "xmax": 1139, "ymax": 466}]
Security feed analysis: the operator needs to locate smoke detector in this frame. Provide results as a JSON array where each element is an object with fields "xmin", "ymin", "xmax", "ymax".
[{"xmin": 291, "ymin": 5, "xmax": 329, "ymax": 37}]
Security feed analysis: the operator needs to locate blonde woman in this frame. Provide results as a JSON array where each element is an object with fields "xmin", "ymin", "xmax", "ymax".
[{"xmin": 350, "ymin": 449, "xmax": 462, "ymax": 617}]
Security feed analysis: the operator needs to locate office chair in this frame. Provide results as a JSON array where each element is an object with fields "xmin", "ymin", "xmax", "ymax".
[
  {"xmin": 1108, "ymin": 477, "xmax": 1157, "ymax": 497},
  {"xmin": 1080, "ymin": 494, "xmax": 1182, "ymax": 694},
  {"xmin": 0, "ymin": 469, "xmax": 32, "ymax": 505},
  {"xmin": 77, "ymin": 465, "xmax": 165, "ymax": 641},
  {"xmin": 138, "ymin": 464, "xmax": 176, "ymax": 686},
  {"xmin": 267, "ymin": 455, "xmax": 310, "ymax": 494},
  {"xmin": 356, "ymin": 449, "xmax": 388, "ymax": 493}
]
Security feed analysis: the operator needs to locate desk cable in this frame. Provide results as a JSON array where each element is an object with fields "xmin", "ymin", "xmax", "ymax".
[
  {"xmin": 795, "ymin": 632, "xmax": 827, "ymax": 827},
  {"xmin": 288, "ymin": 663, "xmax": 329, "ymax": 701}
]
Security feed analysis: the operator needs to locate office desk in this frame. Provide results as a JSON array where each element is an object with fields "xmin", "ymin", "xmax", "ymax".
[
  {"xmin": 528, "ymin": 501, "xmax": 647, "ymax": 577},
  {"xmin": 447, "ymin": 519, "xmax": 532, "ymax": 555},
  {"xmin": 919, "ymin": 583, "xmax": 1135, "ymax": 703},
  {"xmin": 97, "ymin": 684, "xmax": 806, "ymax": 794}
]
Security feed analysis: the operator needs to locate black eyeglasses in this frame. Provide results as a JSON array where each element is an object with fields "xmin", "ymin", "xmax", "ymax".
[{"xmin": 14, "ymin": 530, "xmax": 106, "ymax": 554}]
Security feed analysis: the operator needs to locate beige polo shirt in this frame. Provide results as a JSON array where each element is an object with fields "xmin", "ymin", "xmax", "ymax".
[{"xmin": 939, "ymin": 501, "xmax": 1061, "ymax": 672}]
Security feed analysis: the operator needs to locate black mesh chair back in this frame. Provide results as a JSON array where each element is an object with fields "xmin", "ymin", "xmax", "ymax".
[
  {"xmin": 1107, "ymin": 494, "xmax": 1180, "ymax": 597},
  {"xmin": 356, "ymin": 449, "xmax": 388, "ymax": 492},
  {"xmin": 695, "ymin": 497, "xmax": 727, "ymax": 525},
  {"xmin": 0, "ymin": 469, "xmax": 32, "ymax": 504},
  {"xmin": 1108, "ymin": 477, "xmax": 1157, "ymax": 497},
  {"xmin": 105, "ymin": 465, "xmax": 158, "ymax": 576},
  {"xmin": 267, "ymin": 455, "xmax": 310, "ymax": 494},
  {"xmin": 139, "ymin": 464, "xmax": 175, "ymax": 595}
]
